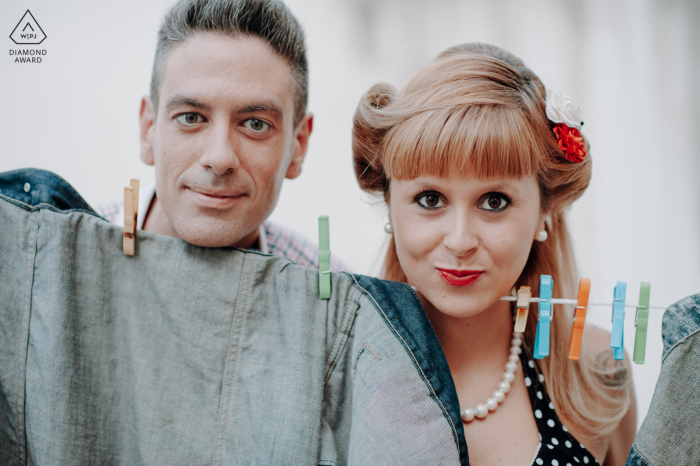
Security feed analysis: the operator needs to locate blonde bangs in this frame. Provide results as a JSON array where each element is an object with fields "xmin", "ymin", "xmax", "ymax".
[{"xmin": 382, "ymin": 103, "xmax": 543, "ymax": 181}]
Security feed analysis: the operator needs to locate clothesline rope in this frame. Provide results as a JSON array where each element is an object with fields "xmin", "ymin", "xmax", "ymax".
[{"xmin": 499, "ymin": 296, "xmax": 668, "ymax": 310}]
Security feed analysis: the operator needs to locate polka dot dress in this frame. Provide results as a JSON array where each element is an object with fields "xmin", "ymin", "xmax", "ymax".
[{"xmin": 519, "ymin": 347, "xmax": 599, "ymax": 466}]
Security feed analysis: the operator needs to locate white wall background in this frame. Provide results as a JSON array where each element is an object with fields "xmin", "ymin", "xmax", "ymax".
[{"xmin": 1, "ymin": 0, "xmax": 699, "ymax": 430}]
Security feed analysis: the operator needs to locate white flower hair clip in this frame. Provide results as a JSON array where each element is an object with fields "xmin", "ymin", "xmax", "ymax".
[
  {"xmin": 545, "ymin": 88, "xmax": 586, "ymax": 163},
  {"xmin": 545, "ymin": 89, "xmax": 583, "ymax": 130}
]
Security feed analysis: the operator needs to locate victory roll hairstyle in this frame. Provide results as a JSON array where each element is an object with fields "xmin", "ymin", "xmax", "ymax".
[
  {"xmin": 151, "ymin": 0, "xmax": 308, "ymax": 123},
  {"xmin": 352, "ymin": 43, "xmax": 629, "ymax": 439}
]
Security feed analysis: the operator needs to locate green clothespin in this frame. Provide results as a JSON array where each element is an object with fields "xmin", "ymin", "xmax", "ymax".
[
  {"xmin": 633, "ymin": 282, "xmax": 651, "ymax": 364},
  {"xmin": 318, "ymin": 215, "xmax": 331, "ymax": 299}
]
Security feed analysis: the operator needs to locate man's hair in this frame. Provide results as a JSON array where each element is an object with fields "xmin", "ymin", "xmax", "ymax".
[{"xmin": 151, "ymin": 0, "xmax": 308, "ymax": 124}]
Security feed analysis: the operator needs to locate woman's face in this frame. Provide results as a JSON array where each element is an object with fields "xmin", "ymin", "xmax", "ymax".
[{"xmin": 389, "ymin": 174, "xmax": 545, "ymax": 319}]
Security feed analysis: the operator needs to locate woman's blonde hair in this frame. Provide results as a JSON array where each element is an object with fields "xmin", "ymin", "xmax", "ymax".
[{"xmin": 352, "ymin": 43, "xmax": 630, "ymax": 438}]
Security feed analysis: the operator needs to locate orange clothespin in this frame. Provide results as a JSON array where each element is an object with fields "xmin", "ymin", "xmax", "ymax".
[
  {"xmin": 514, "ymin": 286, "xmax": 531, "ymax": 333},
  {"xmin": 568, "ymin": 278, "xmax": 591, "ymax": 360},
  {"xmin": 123, "ymin": 179, "xmax": 139, "ymax": 255}
]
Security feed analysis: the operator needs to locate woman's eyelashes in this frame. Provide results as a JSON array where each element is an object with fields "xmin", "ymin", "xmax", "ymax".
[
  {"xmin": 413, "ymin": 190, "xmax": 513, "ymax": 212},
  {"xmin": 414, "ymin": 190, "xmax": 445, "ymax": 210},
  {"xmin": 478, "ymin": 192, "xmax": 512, "ymax": 212}
]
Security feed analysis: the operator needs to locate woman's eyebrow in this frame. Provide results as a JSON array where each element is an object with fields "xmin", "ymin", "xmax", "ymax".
[{"xmin": 480, "ymin": 181, "xmax": 522, "ymax": 192}]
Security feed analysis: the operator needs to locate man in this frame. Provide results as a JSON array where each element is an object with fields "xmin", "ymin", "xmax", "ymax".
[{"xmin": 100, "ymin": 0, "xmax": 339, "ymax": 269}]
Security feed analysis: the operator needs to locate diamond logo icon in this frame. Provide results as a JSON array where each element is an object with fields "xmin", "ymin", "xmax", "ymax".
[{"xmin": 10, "ymin": 10, "xmax": 46, "ymax": 45}]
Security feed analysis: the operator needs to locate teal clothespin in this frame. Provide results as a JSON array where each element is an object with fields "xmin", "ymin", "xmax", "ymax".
[
  {"xmin": 318, "ymin": 215, "xmax": 331, "ymax": 299},
  {"xmin": 533, "ymin": 275, "xmax": 553, "ymax": 359},
  {"xmin": 610, "ymin": 281, "xmax": 627, "ymax": 361},
  {"xmin": 633, "ymin": 282, "xmax": 651, "ymax": 364}
]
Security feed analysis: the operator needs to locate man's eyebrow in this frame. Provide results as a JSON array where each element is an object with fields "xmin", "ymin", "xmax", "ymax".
[
  {"xmin": 163, "ymin": 97, "xmax": 284, "ymax": 119},
  {"xmin": 164, "ymin": 96, "xmax": 211, "ymax": 112},
  {"xmin": 237, "ymin": 103, "xmax": 283, "ymax": 119}
]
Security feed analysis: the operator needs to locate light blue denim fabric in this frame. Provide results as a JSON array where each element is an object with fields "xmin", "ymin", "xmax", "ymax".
[
  {"xmin": 626, "ymin": 294, "xmax": 700, "ymax": 465},
  {"xmin": 0, "ymin": 169, "xmax": 469, "ymax": 465}
]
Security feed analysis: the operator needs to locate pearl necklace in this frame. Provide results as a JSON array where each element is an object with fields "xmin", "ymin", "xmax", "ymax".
[{"xmin": 460, "ymin": 331, "xmax": 523, "ymax": 422}]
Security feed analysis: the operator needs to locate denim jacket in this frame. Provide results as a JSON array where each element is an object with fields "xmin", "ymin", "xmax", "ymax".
[
  {"xmin": 0, "ymin": 169, "xmax": 469, "ymax": 465},
  {"xmin": 626, "ymin": 294, "xmax": 700, "ymax": 465}
]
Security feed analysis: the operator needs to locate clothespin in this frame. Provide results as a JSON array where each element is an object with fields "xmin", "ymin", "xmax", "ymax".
[
  {"xmin": 318, "ymin": 215, "xmax": 331, "ymax": 299},
  {"xmin": 533, "ymin": 275, "xmax": 553, "ymax": 359},
  {"xmin": 514, "ymin": 286, "xmax": 531, "ymax": 333},
  {"xmin": 633, "ymin": 282, "xmax": 651, "ymax": 364},
  {"xmin": 123, "ymin": 179, "xmax": 139, "ymax": 256},
  {"xmin": 610, "ymin": 281, "xmax": 627, "ymax": 361},
  {"xmin": 568, "ymin": 278, "xmax": 591, "ymax": 361}
]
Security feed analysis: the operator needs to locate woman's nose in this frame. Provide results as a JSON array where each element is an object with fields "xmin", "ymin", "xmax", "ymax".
[{"xmin": 443, "ymin": 213, "xmax": 479, "ymax": 257}]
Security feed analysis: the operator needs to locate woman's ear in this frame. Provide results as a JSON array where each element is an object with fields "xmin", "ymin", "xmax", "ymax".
[
  {"xmin": 544, "ymin": 214, "xmax": 553, "ymax": 231},
  {"xmin": 533, "ymin": 214, "xmax": 549, "ymax": 241}
]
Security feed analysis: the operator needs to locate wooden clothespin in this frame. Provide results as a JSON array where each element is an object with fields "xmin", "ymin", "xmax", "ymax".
[
  {"xmin": 514, "ymin": 286, "xmax": 531, "ymax": 333},
  {"xmin": 123, "ymin": 179, "xmax": 139, "ymax": 256},
  {"xmin": 610, "ymin": 281, "xmax": 627, "ymax": 361},
  {"xmin": 633, "ymin": 282, "xmax": 651, "ymax": 364},
  {"xmin": 533, "ymin": 275, "xmax": 553, "ymax": 359},
  {"xmin": 568, "ymin": 278, "xmax": 591, "ymax": 361},
  {"xmin": 318, "ymin": 215, "xmax": 331, "ymax": 299}
]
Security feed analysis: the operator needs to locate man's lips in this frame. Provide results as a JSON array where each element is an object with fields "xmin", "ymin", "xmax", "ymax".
[
  {"xmin": 187, "ymin": 187, "xmax": 246, "ymax": 208},
  {"xmin": 436, "ymin": 268, "xmax": 483, "ymax": 287}
]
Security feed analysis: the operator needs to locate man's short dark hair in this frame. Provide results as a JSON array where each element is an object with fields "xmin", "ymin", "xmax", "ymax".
[{"xmin": 151, "ymin": 0, "xmax": 308, "ymax": 124}]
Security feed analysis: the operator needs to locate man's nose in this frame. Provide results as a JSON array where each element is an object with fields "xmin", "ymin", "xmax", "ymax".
[
  {"xmin": 443, "ymin": 211, "xmax": 479, "ymax": 258},
  {"xmin": 199, "ymin": 121, "xmax": 240, "ymax": 175}
]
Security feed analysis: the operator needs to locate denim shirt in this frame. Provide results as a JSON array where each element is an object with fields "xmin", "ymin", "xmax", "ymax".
[
  {"xmin": 0, "ymin": 169, "xmax": 469, "ymax": 466},
  {"xmin": 626, "ymin": 294, "xmax": 700, "ymax": 465}
]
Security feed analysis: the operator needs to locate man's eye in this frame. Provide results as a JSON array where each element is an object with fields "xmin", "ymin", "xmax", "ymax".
[
  {"xmin": 244, "ymin": 119, "xmax": 270, "ymax": 132},
  {"xmin": 415, "ymin": 192, "xmax": 445, "ymax": 209},
  {"xmin": 176, "ymin": 113, "xmax": 203, "ymax": 125},
  {"xmin": 479, "ymin": 194, "xmax": 511, "ymax": 212}
]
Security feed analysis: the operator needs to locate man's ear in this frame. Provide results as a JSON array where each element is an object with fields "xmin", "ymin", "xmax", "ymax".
[
  {"xmin": 139, "ymin": 96, "xmax": 156, "ymax": 166},
  {"xmin": 285, "ymin": 113, "xmax": 313, "ymax": 180}
]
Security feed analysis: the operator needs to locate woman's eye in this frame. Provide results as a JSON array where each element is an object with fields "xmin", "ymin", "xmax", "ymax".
[
  {"xmin": 416, "ymin": 192, "xmax": 445, "ymax": 209},
  {"xmin": 176, "ymin": 113, "xmax": 203, "ymax": 125},
  {"xmin": 480, "ymin": 194, "xmax": 510, "ymax": 212},
  {"xmin": 244, "ymin": 119, "xmax": 270, "ymax": 132}
]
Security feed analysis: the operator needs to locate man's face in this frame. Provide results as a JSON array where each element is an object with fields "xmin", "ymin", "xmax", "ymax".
[{"xmin": 139, "ymin": 33, "xmax": 311, "ymax": 248}]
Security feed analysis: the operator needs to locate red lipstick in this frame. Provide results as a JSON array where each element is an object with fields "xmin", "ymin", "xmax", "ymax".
[{"xmin": 437, "ymin": 268, "xmax": 483, "ymax": 287}]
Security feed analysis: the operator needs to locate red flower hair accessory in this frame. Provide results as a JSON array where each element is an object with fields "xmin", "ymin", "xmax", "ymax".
[
  {"xmin": 552, "ymin": 123, "xmax": 586, "ymax": 163},
  {"xmin": 545, "ymin": 89, "xmax": 586, "ymax": 163}
]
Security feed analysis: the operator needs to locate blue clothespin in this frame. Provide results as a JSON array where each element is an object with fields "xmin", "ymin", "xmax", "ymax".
[
  {"xmin": 610, "ymin": 281, "xmax": 627, "ymax": 361},
  {"xmin": 533, "ymin": 275, "xmax": 553, "ymax": 359},
  {"xmin": 318, "ymin": 215, "xmax": 331, "ymax": 299}
]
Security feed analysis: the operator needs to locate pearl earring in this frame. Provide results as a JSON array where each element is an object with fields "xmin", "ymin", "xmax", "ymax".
[
  {"xmin": 536, "ymin": 230, "xmax": 548, "ymax": 242},
  {"xmin": 384, "ymin": 223, "xmax": 393, "ymax": 234}
]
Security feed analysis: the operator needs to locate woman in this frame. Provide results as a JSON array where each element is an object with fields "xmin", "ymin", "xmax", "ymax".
[{"xmin": 352, "ymin": 43, "xmax": 636, "ymax": 465}]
